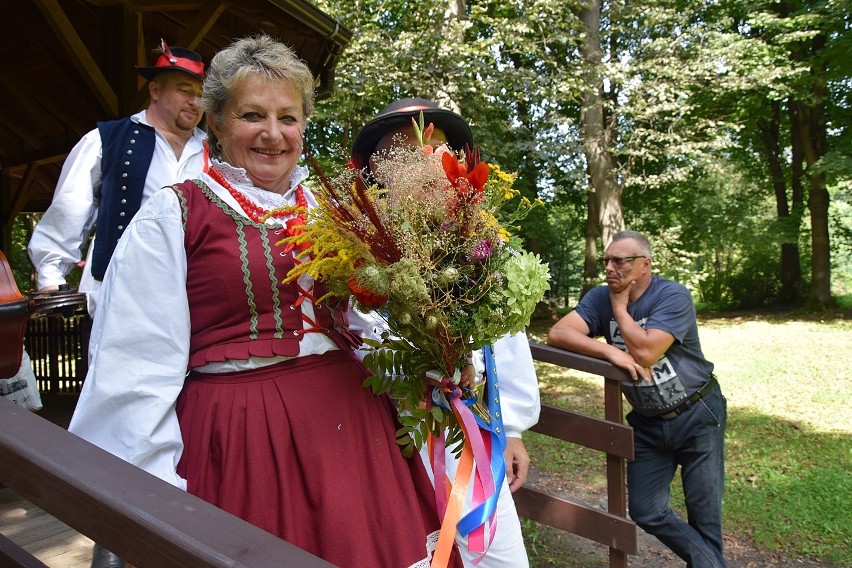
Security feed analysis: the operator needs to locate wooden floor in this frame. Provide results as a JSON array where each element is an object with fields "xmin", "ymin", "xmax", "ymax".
[
  {"xmin": 1, "ymin": 392, "xmax": 93, "ymax": 567},
  {"xmin": 0, "ymin": 486, "xmax": 93, "ymax": 567}
]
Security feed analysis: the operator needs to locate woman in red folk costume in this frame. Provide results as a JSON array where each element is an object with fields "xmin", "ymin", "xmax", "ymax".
[{"xmin": 69, "ymin": 35, "xmax": 460, "ymax": 568}]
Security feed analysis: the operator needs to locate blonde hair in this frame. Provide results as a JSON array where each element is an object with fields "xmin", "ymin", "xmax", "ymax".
[{"xmin": 202, "ymin": 34, "xmax": 315, "ymax": 155}]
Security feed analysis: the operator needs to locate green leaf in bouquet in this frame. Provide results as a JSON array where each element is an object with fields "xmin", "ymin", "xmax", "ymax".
[
  {"xmin": 411, "ymin": 427, "xmax": 424, "ymax": 450},
  {"xmin": 396, "ymin": 432, "xmax": 415, "ymax": 458},
  {"xmin": 445, "ymin": 424, "xmax": 466, "ymax": 458},
  {"xmin": 399, "ymin": 414, "xmax": 421, "ymax": 428}
]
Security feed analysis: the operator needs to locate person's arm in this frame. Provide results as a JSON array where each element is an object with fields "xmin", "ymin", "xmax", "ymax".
[
  {"xmin": 609, "ymin": 281, "xmax": 675, "ymax": 366},
  {"xmin": 28, "ymin": 130, "xmax": 103, "ymax": 291},
  {"xmin": 547, "ymin": 310, "xmax": 646, "ymax": 381},
  {"xmin": 490, "ymin": 332, "xmax": 539, "ymax": 491},
  {"xmin": 503, "ymin": 437, "xmax": 530, "ymax": 492},
  {"xmin": 68, "ymin": 187, "xmax": 190, "ymax": 488}
]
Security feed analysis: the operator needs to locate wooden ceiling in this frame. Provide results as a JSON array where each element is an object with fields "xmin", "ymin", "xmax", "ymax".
[{"xmin": 0, "ymin": 0, "xmax": 351, "ymax": 242}]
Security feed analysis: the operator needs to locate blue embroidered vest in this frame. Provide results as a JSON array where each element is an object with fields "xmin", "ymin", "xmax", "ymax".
[{"xmin": 91, "ymin": 118, "xmax": 156, "ymax": 280}]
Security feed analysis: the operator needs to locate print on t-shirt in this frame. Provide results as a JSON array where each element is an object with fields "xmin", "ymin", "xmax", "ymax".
[{"xmin": 610, "ymin": 318, "xmax": 688, "ymax": 413}]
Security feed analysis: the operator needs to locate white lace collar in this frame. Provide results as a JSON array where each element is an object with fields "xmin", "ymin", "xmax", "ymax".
[{"xmin": 210, "ymin": 158, "xmax": 310, "ymax": 210}]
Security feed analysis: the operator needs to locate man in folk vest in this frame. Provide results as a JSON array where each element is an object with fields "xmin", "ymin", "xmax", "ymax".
[
  {"xmin": 27, "ymin": 39, "xmax": 206, "ymax": 568},
  {"xmin": 29, "ymin": 39, "xmax": 206, "ymax": 318}
]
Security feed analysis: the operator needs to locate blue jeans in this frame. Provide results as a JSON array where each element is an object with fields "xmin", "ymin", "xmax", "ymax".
[{"xmin": 626, "ymin": 383, "xmax": 728, "ymax": 568}]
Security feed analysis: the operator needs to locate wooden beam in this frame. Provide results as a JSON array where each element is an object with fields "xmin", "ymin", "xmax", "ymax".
[
  {"xmin": 2, "ymin": 147, "xmax": 70, "ymax": 170},
  {"xmin": 6, "ymin": 164, "xmax": 40, "ymax": 222},
  {"xmin": 0, "ymin": 531, "xmax": 48, "ymax": 568},
  {"xmin": 178, "ymin": 1, "xmax": 228, "ymax": 50},
  {"xmin": 135, "ymin": 10, "xmax": 148, "ymax": 95},
  {"xmin": 86, "ymin": 0, "xmax": 204, "ymax": 11},
  {"xmin": 0, "ymin": 398, "xmax": 336, "ymax": 567},
  {"xmin": 0, "ymin": 116, "xmax": 41, "ymax": 149},
  {"xmin": 529, "ymin": 404, "xmax": 634, "ymax": 459},
  {"xmin": 267, "ymin": 0, "xmax": 353, "ymax": 41},
  {"xmin": 0, "ymin": 75, "xmax": 59, "ymax": 137},
  {"xmin": 514, "ymin": 486, "xmax": 637, "ymax": 554},
  {"xmin": 129, "ymin": 11, "xmax": 155, "ymax": 113},
  {"xmin": 33, "ymin": 0, "xmax": 119, "ymax": 117},
  {"xmin": 529, "ymin": 341, "xmax": 633, "ymax": 383}
]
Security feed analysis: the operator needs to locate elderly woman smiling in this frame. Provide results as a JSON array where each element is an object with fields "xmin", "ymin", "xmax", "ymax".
[{"xmin": 69, "ymin": 35, "xmax": 458, "ymax": 568}]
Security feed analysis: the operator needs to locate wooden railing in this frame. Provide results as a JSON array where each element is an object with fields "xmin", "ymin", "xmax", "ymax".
[
  {"xmin": 0, "ymin": 397, "xmax": 334, "ymax": 567},
  {"xmin": 515, "ymin": 341, "xmax": 637, "ymax": 568},
  {"xmin": 25, "ymin": 315, "xmax": 90, "ymax": 394},
  {"xmin": 6, "ymin": 335, "xmax": 637, "ymax": 567}
]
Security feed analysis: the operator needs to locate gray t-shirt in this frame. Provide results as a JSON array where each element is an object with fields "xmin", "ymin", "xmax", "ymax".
[{"xmin": 574, "ymin": 275, "xmax": 714, "ymax": 417}]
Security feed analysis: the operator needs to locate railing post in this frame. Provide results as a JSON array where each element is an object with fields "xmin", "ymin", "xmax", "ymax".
[
  {"xmin": 47, "ymin": 318, "xmax": 59, "ymax": 388},
  {"xmin": 521, "ymin": 342, "xmax": 636, "ymax": 568},
  {"xmin": 605, "ymin": 377, "xmax": 629, "ymax": 568}
]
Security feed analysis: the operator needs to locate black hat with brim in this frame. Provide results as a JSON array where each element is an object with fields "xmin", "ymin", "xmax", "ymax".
[
  {"xmin": 351, "ymin": 98, "xmax": 474, "ymax": 167},
  {"xmin": 137, "ymin": 45, "xmax": 205, "ymax": 82}
]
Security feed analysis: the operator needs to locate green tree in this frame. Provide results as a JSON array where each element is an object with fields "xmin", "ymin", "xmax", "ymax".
[{"xmin": 307, "ymin": 0, "xmax": 851, "ymax": 309}]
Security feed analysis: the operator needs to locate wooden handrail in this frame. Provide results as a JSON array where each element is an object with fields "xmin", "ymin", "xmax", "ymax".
[
  {"xmin": 4, "ymin": 336, "xmax": 640, "ymax": 567},
  {"xmin": 528, "ymin": 341, "xmax": 633, "ymax": 382},
  {"xmin": 0, "ymin": 398, "xmax": 334, "ymax": 567},
  {"xmin": 515, "ymin": 341, "xmax": 638, "ymax": 568}
]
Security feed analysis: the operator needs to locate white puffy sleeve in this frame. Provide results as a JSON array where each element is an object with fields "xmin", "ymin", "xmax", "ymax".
[
  {"xmin": 68, "ymin": 187, "xmax": 190, "ymax": 489},
  {"xmin": 345, "ymin": 304, "xmax": 388, "ymax": 360},
  {"xmin": 490, "ymin": 331, "xmax": 540, "ymax": 438},
  {"xmin": 28, "ymin": 129, "xmax": 103, "ymax": 289}
]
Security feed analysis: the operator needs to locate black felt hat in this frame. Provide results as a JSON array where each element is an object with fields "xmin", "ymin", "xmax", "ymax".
[
  {"xmin": 137, "ymin": 39, "xmax": 205, "ymax": 82},
  {"xmin": 351, "ymin": 98, "xmax": 474, "ymax": 167}
]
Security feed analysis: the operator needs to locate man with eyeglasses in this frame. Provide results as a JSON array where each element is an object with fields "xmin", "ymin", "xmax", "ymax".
[{"xmin": 547, "ymin": 230, "xmax": 727, "ymax": 568}]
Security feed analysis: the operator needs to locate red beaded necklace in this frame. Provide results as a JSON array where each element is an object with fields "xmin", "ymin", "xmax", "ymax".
[
  {"xmin": 203, "ymin": 141, "xmax": 310, "ymax": 252},
  {"xmin": 208, "ymin": 165, "xmax": 307, "ymax": 226}
]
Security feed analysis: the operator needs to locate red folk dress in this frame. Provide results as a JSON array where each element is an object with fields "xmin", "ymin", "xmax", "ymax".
[{"xmin": 171, "ymin": 177, "xmax": 459, "ymax": 568}]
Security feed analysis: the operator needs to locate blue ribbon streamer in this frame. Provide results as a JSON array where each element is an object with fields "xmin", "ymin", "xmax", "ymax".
[{"xmin": 455, "ymin": 344, "xmax": 508, "ymax": 538}]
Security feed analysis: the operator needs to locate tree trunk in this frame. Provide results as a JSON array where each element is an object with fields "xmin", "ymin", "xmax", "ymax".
[
  {"xmin": 582, "ymin": 188, "xmax": 599, "ymax": 298},
  {"xmin": 807, "ymin": 170, "xmax": 832, "ymax": 307},
  {"xmin": 790, "ymin": 31, "xmax": 832, "ymax": 308},
  {"xmin": 579, "ymin": 0, "xmax": 623, "ymax": 255},
  {"xmin": 759, "ymin": 99, "xmax": 802, "ymax": 305}
]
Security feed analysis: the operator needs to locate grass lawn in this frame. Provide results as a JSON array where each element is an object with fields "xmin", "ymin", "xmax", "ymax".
[{"xmin": 523, "ymin": 307, "xmax": 852, "ymax": 567}]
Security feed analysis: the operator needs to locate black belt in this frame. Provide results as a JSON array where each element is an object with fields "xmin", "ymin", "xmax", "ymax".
[{"xmin": 657, "ymin": 376, "xmax": 717, "ymax": 420}]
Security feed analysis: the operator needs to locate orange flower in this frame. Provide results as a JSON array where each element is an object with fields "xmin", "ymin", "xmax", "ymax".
[
  {"xmin": 347, "ymin": 273, "xmax": 388, "ymax": 308},
  {"xmin": 442, "ymin": 152, "xmax": 489, "ymax": 204}
]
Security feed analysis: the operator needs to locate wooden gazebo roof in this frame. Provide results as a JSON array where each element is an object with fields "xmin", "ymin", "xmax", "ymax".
[{"xmin": 0, "ymin": 0, "xmax": 351, "ymax": 249}]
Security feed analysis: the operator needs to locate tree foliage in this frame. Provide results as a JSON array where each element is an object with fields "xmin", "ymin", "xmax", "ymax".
[
  {"xmin": 0, "ymin": 0, "xmax": 847, "ymax": 323},
  {"xmin": 305, "ymin": 0, "xmax": 850, "ymax": 309}
]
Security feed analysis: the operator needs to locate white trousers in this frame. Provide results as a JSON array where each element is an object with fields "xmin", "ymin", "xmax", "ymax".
[{"xmin": 419, "ymin": 445, "xmax": 530, "ymax": 568}]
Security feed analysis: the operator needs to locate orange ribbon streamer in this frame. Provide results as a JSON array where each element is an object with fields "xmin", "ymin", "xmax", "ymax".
[{"xmin": 430, "ymin": 436, "xmax": 473, "ymax": 568}]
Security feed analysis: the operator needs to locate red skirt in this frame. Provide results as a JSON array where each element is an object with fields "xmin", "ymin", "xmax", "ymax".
[{"xmin": 176, "ymin": 350, "xmax": 459, "ymax": 568}]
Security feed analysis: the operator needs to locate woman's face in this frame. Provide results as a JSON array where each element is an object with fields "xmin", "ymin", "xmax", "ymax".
[{"xmin": 209, "ymin": 74, "xmax": 305, "ymax": 194}]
